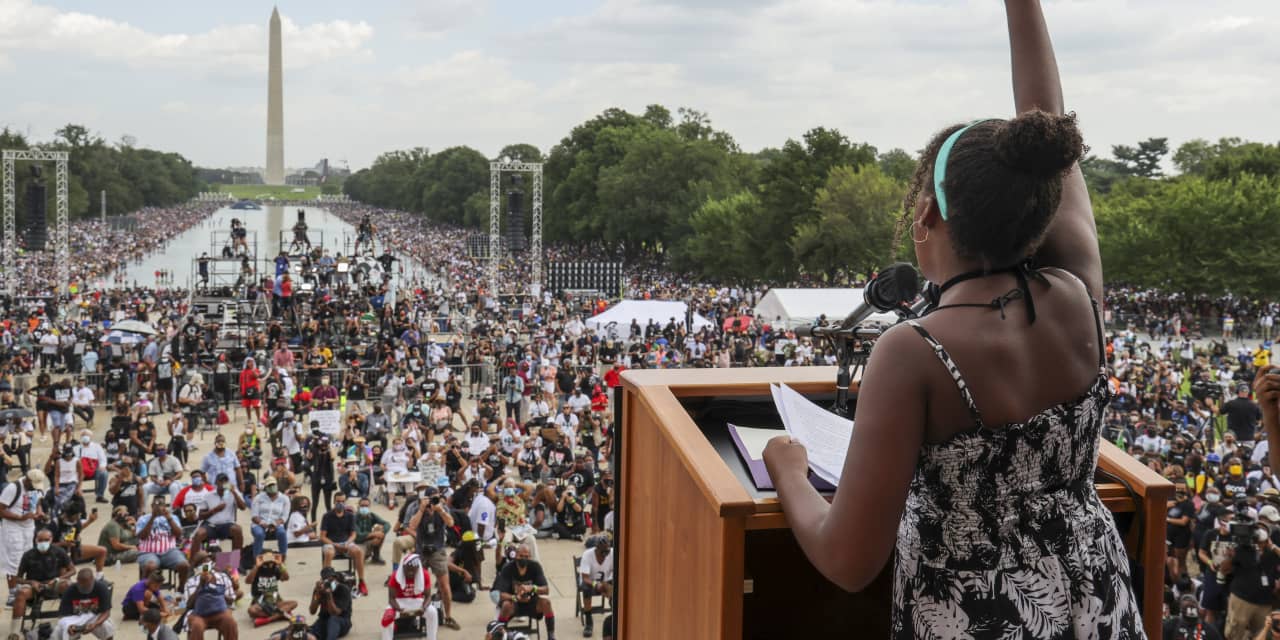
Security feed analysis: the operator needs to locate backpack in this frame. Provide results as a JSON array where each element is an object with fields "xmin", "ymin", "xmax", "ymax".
[{"xmin": 216, "ymin": 409, "xmax": 230, "ymax": 425}]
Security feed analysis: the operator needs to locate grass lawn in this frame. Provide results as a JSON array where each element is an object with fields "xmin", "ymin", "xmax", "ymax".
[{"xmin": 212, "ymin": 184, "xmax": 324, "ymax": 200}]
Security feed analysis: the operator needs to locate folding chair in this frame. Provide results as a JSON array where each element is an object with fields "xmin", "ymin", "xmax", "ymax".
[{"xmin": 505, "ymin": 616, "xmax": 542, "ymax": 640}]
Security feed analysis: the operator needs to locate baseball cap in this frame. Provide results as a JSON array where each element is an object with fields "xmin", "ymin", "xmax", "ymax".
[{"xmin": 1261, "ymin": 505, "xmax": 1280, "ymax": 523}]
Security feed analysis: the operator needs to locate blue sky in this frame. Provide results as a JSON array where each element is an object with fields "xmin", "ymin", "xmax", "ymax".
[{"xmin": 1, "ymin": 0, "xmax": 1277, "ymax": 171}]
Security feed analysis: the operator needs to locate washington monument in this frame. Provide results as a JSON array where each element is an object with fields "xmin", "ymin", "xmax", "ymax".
[{"xmin": 265, "ymin": 6, "xmax": 284, "ymax": 185}]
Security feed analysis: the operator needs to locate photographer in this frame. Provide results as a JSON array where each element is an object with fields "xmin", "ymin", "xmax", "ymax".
[
  {"xmin": 247, "ymin": 551, "xmax": 297, "ymax": 627},
  {"xmin": 1222, "ymin": 520, "xmax": 1280, "ymax": 640},
  {"xmin": 554, "ymin": 485, "xmax": 586, "ymax": 541},
  {"xmin": 309, "ymin": 567, "xmax": 353, "ymax": 640},
  {"xmin": 381, "ymin": 553, "xmax": 438, "ymax": 640},
  {"xmin": 407, "ymin": 484, "xmax": 459, "ymax": 631},
  {"xmin": 182, "ymin": 556, "xmax": 237, "ymax": 640}
]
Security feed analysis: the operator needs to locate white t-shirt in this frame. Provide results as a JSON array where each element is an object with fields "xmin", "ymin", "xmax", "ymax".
[
  {"xmin": 579, "ymin": 548, "xmax": 614, "ymax": 583},
  {"xmin": 468, "ymin": 494, "xmax": 497, "ymax": 541},
  {"xmin": 286, "ymin": 511, "xmax": 312, "ymax": 543},
  {"xmin": 568, "ymin": 394, "xmax": 591, "ymax": 413}
]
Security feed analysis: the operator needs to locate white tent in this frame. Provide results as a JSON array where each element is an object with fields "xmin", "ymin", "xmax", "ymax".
[
  {"xmin": 753, "ymin": 288, "xmax": 898, "ymax": 329},
  {"xmin": 585, "ymin": 300, "xmax": 712, "ymax": 337}
]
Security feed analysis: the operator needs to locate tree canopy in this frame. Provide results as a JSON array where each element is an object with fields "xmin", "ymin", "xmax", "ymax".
[
  {"xmin": 346, "ymin": 105, "xmax": 1279, "ymax": 295},
  {"xmin": 0, "ymin": 125, "xmax": 202, "ymax": 219}
]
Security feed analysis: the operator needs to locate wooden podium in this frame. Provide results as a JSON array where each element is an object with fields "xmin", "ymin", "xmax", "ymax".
[{"xmin": 615, "ymin": 367, "xmax": 1172, "ymax": 640}]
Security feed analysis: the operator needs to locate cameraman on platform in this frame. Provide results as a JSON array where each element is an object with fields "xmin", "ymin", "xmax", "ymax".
[
  {"xmin": 309, "ymin": 567, "xmax": 353, "ymax": 640},
  {"xmin": 1221, "ymin": 518, "xmax": 1280, "ymax": 640}
]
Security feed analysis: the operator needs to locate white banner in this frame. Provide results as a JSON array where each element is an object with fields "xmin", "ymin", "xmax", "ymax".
[{"xmin": 311, "ymin": 409, "xmax": 342, "ymax": 437}]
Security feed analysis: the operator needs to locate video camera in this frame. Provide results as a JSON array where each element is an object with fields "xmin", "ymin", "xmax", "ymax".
[{"xmin": 1230, "ymin": 499, "xmax": 1259, "ymax": 550}]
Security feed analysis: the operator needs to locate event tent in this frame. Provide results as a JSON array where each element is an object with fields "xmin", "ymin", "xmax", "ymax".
[
  {"xmin": 753, "ymin": 288, "xmax": 898, "ymax": 330},
  {"xmin": 585, "ymin": 300, "xmax": 713, "ymax": 337}
]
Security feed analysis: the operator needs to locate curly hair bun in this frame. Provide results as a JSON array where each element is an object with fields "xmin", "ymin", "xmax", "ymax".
[{"xmin": 992, "ymin": 110, "xmax": 1084, "ymax": 178}]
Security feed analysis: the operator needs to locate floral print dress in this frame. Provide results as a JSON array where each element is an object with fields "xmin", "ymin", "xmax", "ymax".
[{"xmin": 891, "ymin": 320, "xmax": 1146, "ymax": 639}]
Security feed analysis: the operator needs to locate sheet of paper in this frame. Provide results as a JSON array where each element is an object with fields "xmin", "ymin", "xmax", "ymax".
[
  {"xmin": 729, "ymin": 425, "xmax": 784, "ymax": 460},
  {"xmin": 774, "ymin": 383, "xmax": 853, "ymax": 485}
]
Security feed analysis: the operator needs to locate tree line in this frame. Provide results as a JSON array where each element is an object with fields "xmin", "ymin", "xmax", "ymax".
[
  {"xmin": 345, "ymin": 105, "xmax": 1280, "ymax": 297},
  {"xmin": 0, "ymin": 125, "xmax": 203, "ymax": 219}
]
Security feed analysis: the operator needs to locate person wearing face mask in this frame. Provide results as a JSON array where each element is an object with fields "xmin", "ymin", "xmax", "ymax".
[
  {"xmin": 1222, "ymin": 457, "xmax": 1250, "ymax": 500},
  {"xmin": 11, "ymin": 528, "xmax": 74, "ymax": 637},
  {"xmin": 68, "ymin": 430, "xmax": 108, "ymax": 506},
  {"xmin": 380, "ymin": 439, "xmax": 413, "ymax": 510},
  {"xmin": 494, "ymin": 544, "xmax": 557, "ymax": 640},
  {"xmin": 312, "ymin": 376, "xmax": 339, "ymax": 411},
  {"xmin": 97, "ymin": 505, "xmax": 140, "ymax": 566},
  {"xmin": 464, "ymin": 423, "xmax": 489, "ymax": 457},
  {"xmin": 45, "ymin": 443, "xmax": 84, "ymax": 515},
  {"xmin": 354, "ymin": 497, "xmax": 389, "ymax": 566},
  {"xmin": 1220, "ymin": 521, "xmax": 1280, "ymax": 640},
  {"xmin": 251, "ymin": 477, "xmax": 292, "ymax": 561},
  {"xmin": 1162, "ymin": 593, "xmax": 1223, "ymax": 640},
  {"xmin": 189, "ymin": 473, "xmax": 246, "ymax": 561},
  {"xmin": 319, "ymin": 497, "xmax": 368, "ymax": 596},
  {"xmin": 406, "ymin": 485, "xmax": 458, "ymax": 630},
  {"xmin": 310, "ymin": 567, "xmax": 353, "ymax": 640},
  {"xmin": 1197, "ymin": 507, "xmax": 1235, "ymax": 626},
  {"xmin": 182, "ymin": 554, "xmax": 238, "ymax": 640},
  {"xmin": 52, "ymin": 569, "xmax": 113, "ymax": 640},
  {"xmin": 200, "ymin": 435, "xmax": 244, "ymax": 492},
  {"xmin": 1167, "ymin": 485, "xmax": 1196, "ymax": 580}
]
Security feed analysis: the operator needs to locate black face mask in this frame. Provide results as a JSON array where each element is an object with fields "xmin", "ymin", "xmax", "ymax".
[{"xmin": 516, "ymin": 559, "xmax": 528, "ymax": 570}]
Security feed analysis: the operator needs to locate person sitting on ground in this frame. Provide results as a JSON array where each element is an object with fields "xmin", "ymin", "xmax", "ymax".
[
  {"xmin": 121, "ymin": 571, "xmax": 170, "ymax": 621},
  {"xmin": 9, "ymin": 528, "xmax": 74, "ymax": 640},
  {"xmin": 182, "ymin": 555, "xmax": 238, "ymax": 640},
  {"xmin": 98, "ymin": 505, "xmax": 141, "ymax": 566},
  {"xmin": 52, "ymin": 569, "xmax": 113, "ymax": 640},
  {"xmin": 494, "ymin": 544, "xmax": 558, "ymax": 640},
  {"xmin": 247, "ymin": 551, "xmax": 297, "ymax": 627},
  {"xmin": 380, "ymin": 553, "xmax": 438, "ymax": 640},
  {"xmin": 141, "ymin": 606, "xmax": 180, "ymax": 640},
  {"xmin": 319, "ymin": 495, "xmax": 368, "ymax": 596},
  {"xmin": 287, "ymin": 496, "xmax": 317, "ymax": 545}
]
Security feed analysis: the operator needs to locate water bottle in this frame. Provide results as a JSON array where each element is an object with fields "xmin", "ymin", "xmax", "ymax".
[{"xmin": 115, "ymin": 558, "xmax": 121, "ymax": 571}]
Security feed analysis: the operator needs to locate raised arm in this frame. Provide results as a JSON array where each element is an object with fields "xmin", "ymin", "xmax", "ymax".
[{"xmin": 1007, "ymin": 0, "xmax": 1102, "ymax": 299}]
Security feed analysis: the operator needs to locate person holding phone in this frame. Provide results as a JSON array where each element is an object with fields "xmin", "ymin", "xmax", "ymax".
[{"xmin": 763, "ymin": 1, "xmax": 1142, "ymax": 637}]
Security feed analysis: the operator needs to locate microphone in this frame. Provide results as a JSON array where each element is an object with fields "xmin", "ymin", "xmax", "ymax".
[{"xmin": 796, "ymin": 263, "xmax": 921, "ymax": 338}]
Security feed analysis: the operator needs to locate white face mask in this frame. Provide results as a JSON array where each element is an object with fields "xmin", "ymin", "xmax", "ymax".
[{"xmin": 80, "ymin": 436, "xmax": 90, "ymax": 445}]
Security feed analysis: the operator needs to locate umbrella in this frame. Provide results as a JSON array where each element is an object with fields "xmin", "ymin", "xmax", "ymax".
[
  {"xmin": 101, "ymin": 330, "xmax": 145, "ymax": 345},
  {"xmin": 0, "ymin": 408, "xmax": 34, "ymax": 422},
  {"xmin": 723, "ymin": 315, "xmax": 753, "ymax": 333},
  {"xmin": 110, "ymin": 319, "xmax": 157, "ymax": 336}
]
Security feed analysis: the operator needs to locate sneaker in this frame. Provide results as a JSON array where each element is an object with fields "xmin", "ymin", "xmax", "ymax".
[
  {"xmin": 442, "ymin": 617, "xmax": 461, "ymax": 630},
  {"xmin": 358, "ymin": 581, "xmax": 368, "ymax": 596},
  {"xmin": 94, "ymin": 497, "xmax": 108, "ymax": 504},
  {"xmin": 584, "ymin": 624, "xmax": 593, "ymax": 638},
  {"xmin": 369, "ymin": 556, "xmax": 386, "ymax": 566},
  {"xmin": 254, "ymin": 617, "xmax": 272, "ymax": 627}
]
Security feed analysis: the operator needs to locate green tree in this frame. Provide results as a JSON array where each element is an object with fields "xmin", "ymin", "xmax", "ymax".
[
  {"xmin": 791, "ymin": 164, "xmax": 903, "ymax": 277},
  {"xmin": 419, "ymin": 146, "xmax": 489, "ymax": 225},
  {"xmin": 877, "ymin": 148, "xmax": 916, "ymax": 183},
  {"xmin": 498, "ymin": 144, "xmax": 543, "ymax": 163},
  {"xmin": 1081, "ymin": 155, "xmax": 1131, "ymax": 194},
  {"xmin": 750, "ymin": 127, "xmax": 878, "ymax": 278},
  {"xmin": 681, "ymin": 191, "xmax": 763, "ymax": 280},
  {"xmin": 1111, "ymin": 137, "xmax": 1169, "ymax": 179},
  {"xmin": 1096, "ymin": 173, "xmax": 1280, "ymax": 297}
]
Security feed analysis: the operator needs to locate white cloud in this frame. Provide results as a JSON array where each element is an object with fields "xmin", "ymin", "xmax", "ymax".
[{"xmin": 0, "ymin": 0, "xmax": 373, "ymax": 74}]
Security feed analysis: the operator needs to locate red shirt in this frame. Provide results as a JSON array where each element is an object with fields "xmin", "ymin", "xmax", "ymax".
[
  {"xmin": 389, "ymin": 569, "xmax": 431, "ymax": 599},
  {"xmin": 603, "ymin": 367, "xmax": 625, "ymax": 389}
]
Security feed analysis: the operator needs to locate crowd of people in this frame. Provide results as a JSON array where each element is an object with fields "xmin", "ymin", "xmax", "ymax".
[{"xmin": 0, "ymin": 198, "xmax": 1276, "ymax": 640}]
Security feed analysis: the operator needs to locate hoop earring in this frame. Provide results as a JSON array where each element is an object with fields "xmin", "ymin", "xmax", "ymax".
[{"xmin": 912, "ymin": 221, "xmax": 930, "ymax": 244}]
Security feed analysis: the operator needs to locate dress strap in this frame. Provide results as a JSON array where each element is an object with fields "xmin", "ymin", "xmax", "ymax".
[{"xmin": 905, "ymin": 321, "xmax": 985, "ymax": 431}]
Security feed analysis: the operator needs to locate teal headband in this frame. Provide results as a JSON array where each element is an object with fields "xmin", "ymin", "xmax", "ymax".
[{"xmin": 932, "ymin": 119, "xmax": 994, "ymax": 221}]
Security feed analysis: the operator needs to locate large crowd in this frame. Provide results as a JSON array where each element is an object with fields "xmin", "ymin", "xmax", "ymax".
[{"xmin": 0, "ymin": 200, "xmax": 1274, "ymax": 640}]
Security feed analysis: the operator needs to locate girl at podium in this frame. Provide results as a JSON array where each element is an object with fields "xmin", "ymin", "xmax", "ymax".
[{"xmin": 765, "ymin": 1, "xmax": 1143, "ymax": 637}]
